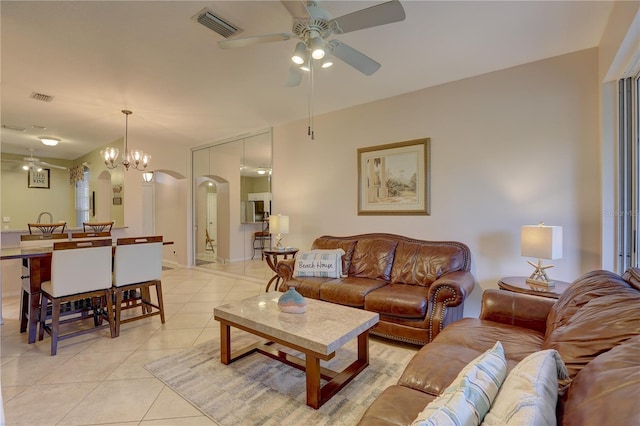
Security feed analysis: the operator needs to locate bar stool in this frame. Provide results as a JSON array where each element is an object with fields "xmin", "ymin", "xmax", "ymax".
[
  {"xmin": 112, "ymin": 236, "xmax": 165, "ymax": 337},
  {"xmin": 38, "ymin": 239, "xmax": 115, "ymax": 355}
]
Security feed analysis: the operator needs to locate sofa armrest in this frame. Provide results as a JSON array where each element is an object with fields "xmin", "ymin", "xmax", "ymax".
[
  {"xmin": 427, "ymin": 271, "xmax": 475, "ymax": 341},
  {"xmin": 427, "ymin": 270, "xmax": 475, "ymax": 305},
  {"xmin": 275, "ymin": 258, "xmax": 295, "ymax": 288},
  {"xmin": 479, "ymin": 289, "xmax": 554, "ymax": 334}
]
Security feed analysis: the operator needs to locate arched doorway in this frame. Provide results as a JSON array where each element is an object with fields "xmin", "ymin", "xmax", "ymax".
[{"xmin": 195, "ymin": 175, "xmax": 230, "ymax": 265}]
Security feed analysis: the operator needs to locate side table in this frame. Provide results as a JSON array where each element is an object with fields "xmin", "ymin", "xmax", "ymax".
[
  {"xmin": 497, "ymin": 276, "xmax": 571, "ymax": 299},
  {"xmin": 263, "ymin": 247, "xmax": 298, "ymax": 292}
]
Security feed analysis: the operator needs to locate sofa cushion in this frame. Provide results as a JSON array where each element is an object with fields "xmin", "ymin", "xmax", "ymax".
[
  {"xmin": 349, "ymin": 238, "xmax": 398, "ymax": 281},
  {"xmin": 281, "ymin": 276, "xmax": 334, "ymax": 299},
  {"xmin": 365, "ymin": 284, "xmax": 429, "ymax": 319},
  {"xmin": 359, "ymin": 385, "xmax": 436, "ymax": 426},
  {"xmin": 293, "ymin": 249, "xmax": 344, "ymax": 278},
  {"xmin": 319, "ymin": 277, "xmax": 389, "ymax": 307},
  {"xmin": 311, "ymin": 237, "xmax": 357, "ymax": 276},
  {"xmin": 482, "ymin": 349, "xmax": 569, "ymax": 426},
  {"xmin": 543, "ymin": 269, "xmax": 640, "ymax": 377},
  {"xmin": 561, "ymin": 334, "xmax": 640, "ymax": 426},
  {"xmin": 399, "ymin": 319, "xmax": 544, "ymax": 397},
  {"xmin": 391, "ymin": 241, "xmax": 466, "ymax": 286},
  {"xmin": 412, "ymin": 341, "xmax": 507, "ymax": 426}
]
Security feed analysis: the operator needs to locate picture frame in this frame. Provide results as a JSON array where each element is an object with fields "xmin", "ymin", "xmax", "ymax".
[
  {"xmin": 358, "ymin": 138, "xmax": 430, "ymax": 215},
  {"xmin": 113, "ymin": 197, "xmax": 122, "ymax": 206},
  {"xmin": 27, "ymin": 168, "xmax": 50, "ymax": 189}
]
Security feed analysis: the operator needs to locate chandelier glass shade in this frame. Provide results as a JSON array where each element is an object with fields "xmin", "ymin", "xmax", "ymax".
[{"xmin": 101, "ymin": 110, "xmax": 150, "ymax": 171}]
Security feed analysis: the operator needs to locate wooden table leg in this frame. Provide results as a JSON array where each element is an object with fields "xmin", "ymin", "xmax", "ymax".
[
  {"xmin": 265, "ymin": 275, "xmax": 280, "ymax": 292},
  {"xmin": 220, "ymin": 322, "xmax": 231, "ymax": 364},
  {"xmin": 357, "ymin": 329, "xmax": 370, "ymax": 364},
  {"xmin": 305, "ymin": 354, "xmax": 322, "ymax": 409},
  {"xmin": 27, "ymin": 257, "xmax": 43, "ymax": 344}
]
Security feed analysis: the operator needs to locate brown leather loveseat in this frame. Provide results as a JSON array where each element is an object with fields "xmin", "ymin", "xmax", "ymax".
[
  {"xmin": 276, "ymin": 233, "xmax": 474, "ymax": 345},
  {"xmin": 358, "ymin": 269, "xmax": 640, "ymax": 425}
]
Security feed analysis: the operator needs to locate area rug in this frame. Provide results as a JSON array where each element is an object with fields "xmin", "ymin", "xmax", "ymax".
[{"xmin": 144, "ymin": 333, "xmax": 417, "ymax": 425}]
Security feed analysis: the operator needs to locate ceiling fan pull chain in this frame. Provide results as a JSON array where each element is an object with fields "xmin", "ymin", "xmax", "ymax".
[{"xmin": 310, "ymin": 59, "xmax": 315, "ymax": 140}]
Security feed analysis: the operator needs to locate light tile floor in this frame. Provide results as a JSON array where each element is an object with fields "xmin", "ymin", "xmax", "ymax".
[{"xmin": 1, "ymin": 261, "xmax": 274, "ymax": 425}]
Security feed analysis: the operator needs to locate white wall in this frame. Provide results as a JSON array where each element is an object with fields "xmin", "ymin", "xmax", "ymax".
[
  {"xmin": 120, "ymin": 136, "xmax": 189, "ymax": 264},
  {"xmin": 273, "ymin": 48, "xmax": 601, "ymax": 318}
]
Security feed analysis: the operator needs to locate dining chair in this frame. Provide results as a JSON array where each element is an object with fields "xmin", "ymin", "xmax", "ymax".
[
  {"xmin": 83, "ymin": 221, "xmax": 114, "ymax": 233},
  {"xmin": 38, "ymin": 239, "xmax": 115, "ymax": 355},
  {"xmin": 19, "ymin": 233, "xmax": 68, "ymax": 336},
  {"xmin": 28, "ymin": 222, "xmax": 66, "ymax": 234},
  {"xmin": 112, "ymin": 236, "xmax": 165, "ymax": 337},
  {"xmin": 205, "ymin": 228, "xmax": 215, "ymax": 252}
]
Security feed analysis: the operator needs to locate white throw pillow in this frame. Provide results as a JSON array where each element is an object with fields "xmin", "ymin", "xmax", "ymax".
[
  {"xmin": 293, "ymin": 249, "xmax": 345, "ymax": 278},
  {"xmin": 412, "ymin": 341, "xmax": 507, "ymax": 426},
  {"xmin": 481, "ymin": 349, "xmax": 569, "ymax": 426}
]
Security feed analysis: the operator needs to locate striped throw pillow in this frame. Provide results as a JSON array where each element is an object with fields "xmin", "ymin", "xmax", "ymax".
[
  {"xmin": 412, "ymin": 341, "xmax": 508, "ymax": 426},
  {"xmin": 293, "ymin": 249, "xmax": 345, "ymax": 278}
]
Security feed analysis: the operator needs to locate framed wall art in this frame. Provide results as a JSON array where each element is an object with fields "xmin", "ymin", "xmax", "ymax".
[
  {"xmin": 28, "ymin": 168, "xmax": 50, "ymax": 189},
  {"xmin": 357, "ymin": 138, "xmax": 430, "ymax": 215}
]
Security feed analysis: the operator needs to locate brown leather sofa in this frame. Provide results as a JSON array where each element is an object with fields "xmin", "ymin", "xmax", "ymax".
[
  {"xmin": 358, "ymin": 269, "xmax": 640, "ymax": 425},
  {"xmin": 276, "ymin": 233, "xmax": 474, "ymax": 345}
]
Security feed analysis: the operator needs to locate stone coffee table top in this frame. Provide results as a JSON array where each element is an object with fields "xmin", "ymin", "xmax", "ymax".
[{"xmin": 214, "ymin": 291, "xmax": 379, "ymax": 357}]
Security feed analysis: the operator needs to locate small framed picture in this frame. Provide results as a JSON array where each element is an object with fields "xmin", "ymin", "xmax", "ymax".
[
  {"xmin": 28, "ymin": 168, "xmax": 50, "ymax": 189},
  {"xmin": 113, "ymin": 197, "xmax": 122, "ymax": 205}
]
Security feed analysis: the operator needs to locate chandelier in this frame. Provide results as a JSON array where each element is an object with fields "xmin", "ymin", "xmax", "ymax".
[{"xmin": 101, "ymin": 110, "xmax": 150, "ymax": 171}]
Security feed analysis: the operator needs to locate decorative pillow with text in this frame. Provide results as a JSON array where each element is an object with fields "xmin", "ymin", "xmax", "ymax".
[{"xmin": 293, "ymin": 249, "xmax": 345, "ymax": 278}]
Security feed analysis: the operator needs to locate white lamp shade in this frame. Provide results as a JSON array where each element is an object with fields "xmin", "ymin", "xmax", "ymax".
[
  {"xmin": 269, "ymin": 214, "xmax": 289, "ymax": 235},
  {"xmin": 521, "ymin": 225, "xmax": 563, "ymax": 260}
]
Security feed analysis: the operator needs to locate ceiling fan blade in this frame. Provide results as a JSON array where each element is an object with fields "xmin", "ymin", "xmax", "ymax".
[
  {"xmin": 218, "ymin": 33, "xmax": 293, "ymax": 49},
  {"xmin": 280, "ymin": 1, "xmax": 310, "ymax": 19},
  {"xmin": 330, "ymin": 41, "xmax": 381, "ymax": 76},
  {"xmin": 285, "ymin": 65, "xmax": 303, "ymax": 87},
  {"xmin": 39, "ymin": 161, "xmax": 68, "ymax": 170},
  {"xmin": 330, "ymin": 0, "xmax": 405, "ymax": 34}
]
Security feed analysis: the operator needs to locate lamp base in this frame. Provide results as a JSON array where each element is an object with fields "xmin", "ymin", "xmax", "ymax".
[{"xmin": 526, "ymin": 278, "xmax": 555, "ymax": 288}]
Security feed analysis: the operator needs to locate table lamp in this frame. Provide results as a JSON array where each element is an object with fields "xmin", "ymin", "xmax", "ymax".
[
  {"xmin": 521, "ymin": 223, "xmax": 562, "ymax": 287},
  {"xmin": 269, "ymin": 214, "xmax": 289, "ymax": 249}
]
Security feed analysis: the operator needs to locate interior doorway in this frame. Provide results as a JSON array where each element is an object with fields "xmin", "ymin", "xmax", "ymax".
[{"xmin": 195, "ymin": 177, "xmax": 228, "ymax": 266}]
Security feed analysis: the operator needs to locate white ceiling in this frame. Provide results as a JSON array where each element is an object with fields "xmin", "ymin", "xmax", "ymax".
[{"xmin": 1, "ymin": 0, "xmax": 614, "ymax": 162}]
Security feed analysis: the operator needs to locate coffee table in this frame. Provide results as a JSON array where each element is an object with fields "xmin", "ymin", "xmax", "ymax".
[{"xmin": 213, "ymin": 292, "xmax": 379, "ymax": 409}]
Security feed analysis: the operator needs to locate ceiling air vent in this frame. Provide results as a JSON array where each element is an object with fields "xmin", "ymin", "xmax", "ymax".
[
  {"xmin": 195, "ymin": 9, "xmax": 240, "ymax": 38},
  {"xmin": 30, "ymin": 92, "xmax": 54, "ymax": 103}
]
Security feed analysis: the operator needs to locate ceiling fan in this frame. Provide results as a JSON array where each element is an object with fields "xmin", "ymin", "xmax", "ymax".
[
  {"xmin": 218, "ymin": 0, "xmax": 406, "ymax": 86},
  {"xmin": 1, "ymin": 149, "xmax": 68, "ymax": 171}
]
